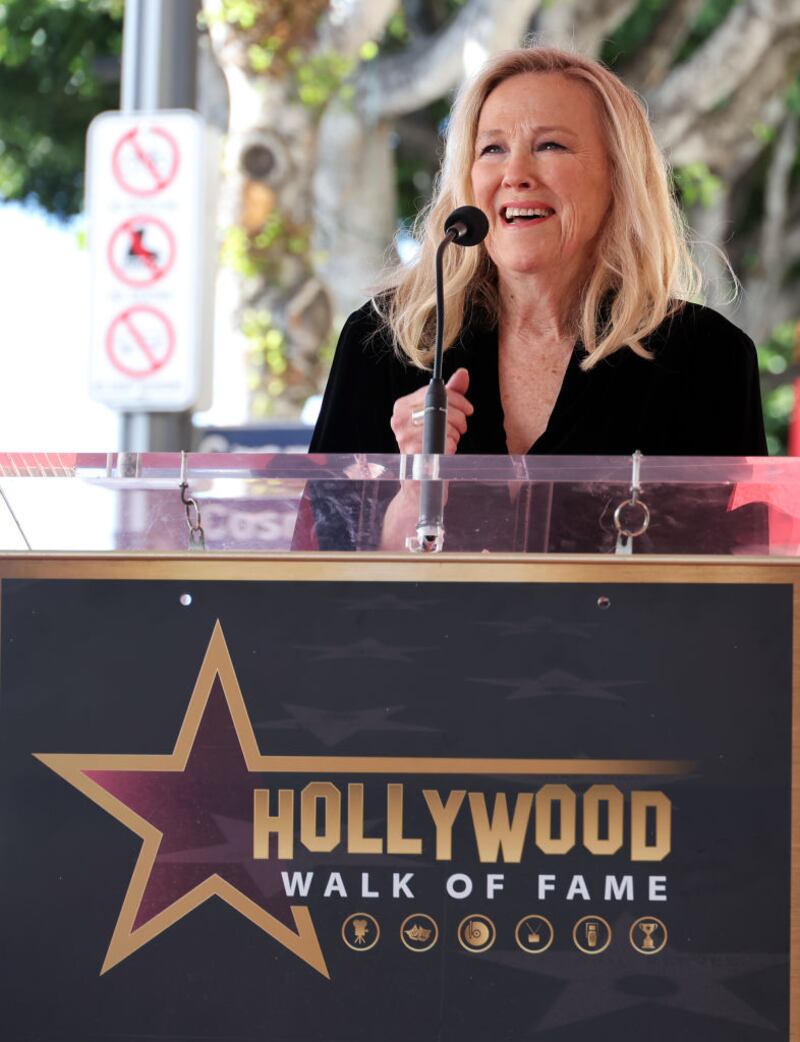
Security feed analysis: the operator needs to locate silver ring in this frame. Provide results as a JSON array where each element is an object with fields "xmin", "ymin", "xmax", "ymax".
[
  {"xmin": 411, "ymin": 407, "xmax": 425, "ymax": 427},
  {"xmin": 613, "ymin": 498, "xmax": 651, "ymax": 539}
]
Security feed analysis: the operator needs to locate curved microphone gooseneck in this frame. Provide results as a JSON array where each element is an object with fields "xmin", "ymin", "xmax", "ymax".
[{"xmin": 414, "ymin": 206, "xmax": 489, "ymax": 552}]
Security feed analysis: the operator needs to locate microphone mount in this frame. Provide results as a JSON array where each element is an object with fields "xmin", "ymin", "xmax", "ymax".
[{"xmin": 411, "ymin": 206, "xmax": 489, "ymax": 553}]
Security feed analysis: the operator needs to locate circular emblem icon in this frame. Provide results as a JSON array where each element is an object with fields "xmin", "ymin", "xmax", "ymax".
[
  {"xmin": 105, "ymin": 305, "xmax": 175, "ymax": 379},
  {"xmin": 341, "ymin": 912, "xmax": 380, "ymax": 952},
  {"xmin": 629, "ymin": 916, "xmax": 668, "ymax": 955},
  {"xmin": 108, "ymin": 215, "xmax": 176, "ymax": 288},
  {"xmin": 515, "ymin": 914, "xmax": 554, "ymax": 954},
  {"xmin": 111, "ymin": 125, "xmax": 180, "ymax": 196},
  {"xmin": 400, "ymin": 913, "xmax": 439, "ymax": 953},
  {"xmin": 457, "ymin": 914, "xmax": 496, "ymax": 953},
  {"xmin": 572, "ymin": 915, "xmax": 612, "ymax": 954}
]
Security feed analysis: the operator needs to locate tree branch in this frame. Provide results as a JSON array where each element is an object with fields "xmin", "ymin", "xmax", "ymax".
[
  {"xmin": 743, "ymin": 111, "xmax": 800, "ymax": 343},
  {"xmin": 317, "ymin": 0, "xmax": 400, "ymax": 58},
  {"xmin": 648, "ymin": 0, "xmax": 800, "ymax": 150},
  {"xmin": 358, "ymin": 0, "xmax": 542, "ymax": 121},
  {"xmin": 664, "ymin": 32, "xmax": 800, "ymax": 174},
  {"xmin": 536, "ymin": 0, "xmax": 637, "ymax": 59},
  {"xmin": 761, "ymin": 113, "xmax": 798, "ymax": 271},
  {"xmin": 620, "ymin": 0, "xmax": 704, "ymax": 91},
  {"xmin": 783, "ymin": 218, "xmax": 800, "ymax": 266}
]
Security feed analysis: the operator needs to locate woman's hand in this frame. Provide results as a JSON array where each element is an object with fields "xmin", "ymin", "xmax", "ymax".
[
  {"xmin": 379, "ymin": 479, "xmax": 452, "ymax": 550},
  {"xmin": 390, "ymin": 368, "xmax": 473, "ymax": 454}
]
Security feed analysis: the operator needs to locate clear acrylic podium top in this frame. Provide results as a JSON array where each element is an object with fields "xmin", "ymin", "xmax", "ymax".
[{"xmin": 0, "ymin": 451, "xmax": 796, "ymax": 555}]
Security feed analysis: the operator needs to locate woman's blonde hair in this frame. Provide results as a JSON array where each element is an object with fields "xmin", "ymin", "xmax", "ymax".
[{"xmin": 374, "ymin": 45, "xmax": 702, "ymax": 370}]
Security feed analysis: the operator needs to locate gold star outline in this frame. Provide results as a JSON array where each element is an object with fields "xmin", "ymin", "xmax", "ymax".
[{"xmin": 35, "ymin": 621, "xmax": 329, "ymax": 978}]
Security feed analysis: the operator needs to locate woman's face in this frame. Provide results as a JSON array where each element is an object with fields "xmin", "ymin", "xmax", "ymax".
[{"xmin": 470, "ymin": 72, "xmax": 612, "ymax": 281}]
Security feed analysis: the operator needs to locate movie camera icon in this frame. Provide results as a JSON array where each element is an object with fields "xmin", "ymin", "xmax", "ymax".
[{"xmin": 341, "ymin": 912, "xmax": 380, "ymax": 952}]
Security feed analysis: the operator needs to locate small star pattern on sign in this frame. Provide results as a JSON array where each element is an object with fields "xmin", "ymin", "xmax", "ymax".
[
  {"xmin": 294, "ymin": 637, "xmax": 430, "ymax": 662},
  {"xmin": 476, "ymin": 616, "xmax": 599, "ymax": 638},
  {"xmin": 255, "ymin": 703, "xmax": 438, "ymax": 747},
  {"xmin": 485, "ymin": 929, "xmax": 785, "ymax": 1033},
  {"xmin": 470, "ymin": 668, "xmax": 637, "ymax": 704}
]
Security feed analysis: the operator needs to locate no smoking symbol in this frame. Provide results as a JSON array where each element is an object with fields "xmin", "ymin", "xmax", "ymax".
[
  {"xmin": 111, "ymin": 126, "xmax": 179, "ymax": 197},
  {"xmin": 108, "ymin": 216, "xmax": 175, "ymax": 288},
  {"xmin": 106, "ymin": 305, "xmax": 175, "ymax": 379}
]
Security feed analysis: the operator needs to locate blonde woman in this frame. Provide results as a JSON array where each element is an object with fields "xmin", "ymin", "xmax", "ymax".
[{"xmin": 310, "ymin": 46, "xmax": 766, "ymax": 458}]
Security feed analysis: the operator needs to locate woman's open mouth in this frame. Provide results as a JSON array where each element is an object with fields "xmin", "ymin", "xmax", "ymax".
[{"xmin": 500, "ymin": 205, "xmax": 555, "ymax": 226}]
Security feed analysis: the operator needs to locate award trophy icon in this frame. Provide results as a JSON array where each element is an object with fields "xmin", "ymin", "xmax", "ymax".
[
  {"xmin": 585, "ymin": 922, "xmax": 598, "ymax": 948},
  {"xmin": 638, "ymin": 921, "xmax": 657, "ymax": 950},
  {"xmin": 629, "ymin": 916, "xmax": 667, "ymax": 954}
]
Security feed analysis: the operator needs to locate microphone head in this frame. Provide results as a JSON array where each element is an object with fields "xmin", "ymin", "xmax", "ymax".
[{"xmin": 444, "ymin": 205, "xmax": 489, "ymax": 247}]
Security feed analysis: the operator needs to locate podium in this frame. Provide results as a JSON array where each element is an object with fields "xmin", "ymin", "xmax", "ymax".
[{"xmin": 0, "ymin": 451, "xmax": 797, "ymax": 1042}]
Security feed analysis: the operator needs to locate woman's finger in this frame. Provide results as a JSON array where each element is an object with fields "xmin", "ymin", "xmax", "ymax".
[
  {"xmin": 447, "ymin": 408, "xmax": 469, "ymax": 436},
  {"xmin": 445, "ymin": 390, "xmax": 474, "ymax": 417}
]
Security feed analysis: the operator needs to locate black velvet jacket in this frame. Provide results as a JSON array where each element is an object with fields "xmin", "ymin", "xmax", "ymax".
[{"xmin": 310, "ymin": 301, "xmax": 767, "ymax": 457}]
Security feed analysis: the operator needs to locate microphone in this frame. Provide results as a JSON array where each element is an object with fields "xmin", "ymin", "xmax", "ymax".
[
  {"xmin": 424, "ymin": 206, "xmax": 489, "ymax": 450},
  {"xmin": 443, "ymin": 205, "xmax": 490, "ymax": 247},
  {"xmin": 413, "ymin": 206, "xmax": 489, "ymax": 553}
]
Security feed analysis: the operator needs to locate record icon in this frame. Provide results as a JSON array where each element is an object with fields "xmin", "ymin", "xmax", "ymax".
[{"xmin": 457, "ymin": 914, "xmax": 496, "ymax": 952}]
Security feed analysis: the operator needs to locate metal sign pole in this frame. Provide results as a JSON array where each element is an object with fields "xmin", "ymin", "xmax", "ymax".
[{"xmin": 119, "ymin": 0, "xmax": 200, "ymax": 452}]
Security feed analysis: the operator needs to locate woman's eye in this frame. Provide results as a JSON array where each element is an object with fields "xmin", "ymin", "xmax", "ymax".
[
  {"xmin": 537, "ymin": 140, "xmax": 565, "ymax": 152},
  {"xmin": 479, "ymin": 144, "xmax": 502, "ymax": 155}
]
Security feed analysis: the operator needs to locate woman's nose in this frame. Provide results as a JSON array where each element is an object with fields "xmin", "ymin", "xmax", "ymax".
[{"xmin": 502, "ymin": 151, "xmax": 539, "ymax": 190}]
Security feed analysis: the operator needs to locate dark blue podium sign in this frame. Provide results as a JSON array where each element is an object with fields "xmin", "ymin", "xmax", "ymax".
[{"xmin": 0, "ymin": 559, "xmax": 796, "ymax": 1041}]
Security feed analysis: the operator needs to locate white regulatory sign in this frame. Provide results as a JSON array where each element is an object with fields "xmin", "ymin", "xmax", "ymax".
[{"xmin": 87, "ymin": 110, "xmax": 218, "ymax": 411}]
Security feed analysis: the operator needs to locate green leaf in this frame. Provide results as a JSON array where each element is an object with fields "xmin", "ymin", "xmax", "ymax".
[
  {"xmin": 359, "ymin": 40, "xmax": 378, "ymax": 61},
  {"xmin": 0, "ymin": 0, "xmax": 122, "ymax": 216},
  {"xmin": 673, "ymin": 162, "xmax": 723, "ymax": 208}
]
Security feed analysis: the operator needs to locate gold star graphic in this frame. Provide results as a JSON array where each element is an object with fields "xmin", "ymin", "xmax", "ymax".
[{"xmin": 35, "ymin": 621, "xmax": 328, "ymax": 978}]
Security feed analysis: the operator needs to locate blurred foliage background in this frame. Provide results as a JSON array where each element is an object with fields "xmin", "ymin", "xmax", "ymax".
[{"xmin": 0, "ymin": 0, "xmax": 122, "ymax": 215}]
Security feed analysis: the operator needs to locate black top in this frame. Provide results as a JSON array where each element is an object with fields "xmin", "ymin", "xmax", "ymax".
[{"xmin": 310, "ymin": 300, "xmax": 767, "ymax": 456}]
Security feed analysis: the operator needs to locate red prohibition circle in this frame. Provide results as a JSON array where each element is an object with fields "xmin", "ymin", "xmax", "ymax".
[
  {"xmin": 111, "ymin": 126, "xmax": 180, "ymax": 197},
  {"xmin": 105, "ymin": 305, "xmax": 175, "ymax": 379},
  {"xmin": 107, "ymin": 215, "xmax": 176, "ymax": 288}
]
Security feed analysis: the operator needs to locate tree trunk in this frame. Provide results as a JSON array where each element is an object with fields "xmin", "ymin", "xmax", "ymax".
[
  {"xmin": 688, "ymin": 186, "xmax": 737, "ymax": 321},
  {"xmin": 204, "ymin": 1, "xmax": 333, "ymax": 419},
  {"xmin": 743, "ymin": 112, "xmax": 799, "ymax": 344},
  {"xmin": 314, "ymin": 104, "xmax": 398, "ymax": 318}
]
